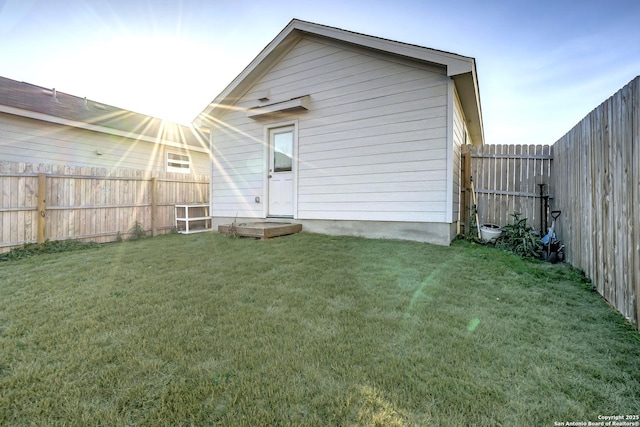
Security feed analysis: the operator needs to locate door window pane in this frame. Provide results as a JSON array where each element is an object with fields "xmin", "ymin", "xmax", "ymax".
[{"xmin": 273, "ymin": 131, "xmax": 293, "ymax": 172}]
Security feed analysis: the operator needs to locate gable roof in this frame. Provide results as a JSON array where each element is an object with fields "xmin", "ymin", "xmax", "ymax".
[
  {"xmin": 0, "ymin": 76, "xmax": 209, "ymax": 153},
  {"xmin": 195, "ymin": 18, "xmax": 484, "ymax": 145}
]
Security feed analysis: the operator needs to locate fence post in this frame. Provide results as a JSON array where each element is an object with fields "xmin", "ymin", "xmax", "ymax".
[
  {"xmin": 461, "ymin": 145, "xmax": 472, "ymax": 234},
  {"xmin": 151, "ymin": 177, "xmax": 158, "ymax": 237},
  {"xmin": 37, "ymin": 172, "xmax": 46, "ymax": 243}
]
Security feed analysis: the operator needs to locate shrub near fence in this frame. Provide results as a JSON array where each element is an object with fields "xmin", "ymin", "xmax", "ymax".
[{"xmin": 0, "ymin": 161, "xmax": 210, "ymax": 253}]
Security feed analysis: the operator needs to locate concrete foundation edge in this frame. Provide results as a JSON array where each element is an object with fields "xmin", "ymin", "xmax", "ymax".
[{"xmin": 211, "ymin": 217, "xmax": 457, "ymax": 246}]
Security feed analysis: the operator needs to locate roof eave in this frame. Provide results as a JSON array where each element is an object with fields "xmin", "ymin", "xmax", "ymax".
[
  {"xmin": 194, "ymin": 19, "xmax": 480, "ymax": 125},
  {"xmin": 452, "ymin": 65, "xmax": 484, "ymax": 146},
  {"xmin": 1, "ymin": 105, "xmax": 210, "ymax": 153},
  {"xmin": 195, "ymin": 20, "xmax": 304, "ymax": 125}
]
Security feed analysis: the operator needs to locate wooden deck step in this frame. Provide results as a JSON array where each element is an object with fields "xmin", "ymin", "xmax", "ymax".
[{"xmin": 218, "ymin": 222, "xmax": 302, "ymax": 239}]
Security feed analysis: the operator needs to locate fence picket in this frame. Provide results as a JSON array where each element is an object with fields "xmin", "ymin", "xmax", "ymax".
[
  {"xmin": 552, "ymin": 75, "xmax": 639, "ymax": 328},
  {"xmin": 633, "ymin": 77, "xmax": 640, "ymax": 329}
]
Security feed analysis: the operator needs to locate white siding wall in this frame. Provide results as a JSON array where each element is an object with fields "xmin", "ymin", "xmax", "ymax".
[
  {"xmin": 211, "ymin": 35, "xmax": 450, "ymax": 222},
  {"xmin": 0, "ymin": 113, "xmax": 209, "ymax": 174},
  {"xmin": 452, "ymin": 84, "xmax": 472, "ymax": 226},
  {"xmin": 210, "ymin": 125, "xmax": 265, "ymax": 217}
]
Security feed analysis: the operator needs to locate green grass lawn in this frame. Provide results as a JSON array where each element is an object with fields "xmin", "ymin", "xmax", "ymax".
[{"xmin": 1, "ymin": 232, "xmax": 638, "ymax": 426}]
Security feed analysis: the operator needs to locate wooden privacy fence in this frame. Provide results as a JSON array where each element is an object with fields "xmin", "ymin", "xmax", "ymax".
[
  {"xmin": 551, "ymin": 76, "xmax": 640, "ymax": 328},
  {"xmin": 463, "ymin": 144, "xmax": 554, "ymax": 234},
  {"xmin": 0, "ymin": 161, "xmax": 209, "ymax": 253}
]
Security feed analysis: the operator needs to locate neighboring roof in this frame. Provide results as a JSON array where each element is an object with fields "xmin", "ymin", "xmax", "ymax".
[
  {"xmin": 0, "ymin": 76, "xmax": 209, "ymax": 153},
  {"xmin": 195, "ymin": 18, "xmax": 484, "ymax": 145}
]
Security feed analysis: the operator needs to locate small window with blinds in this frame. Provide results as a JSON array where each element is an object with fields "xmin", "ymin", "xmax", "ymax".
[{"xmin": 167, "ymin": 152, "xmax": 191, "ymax": 173}]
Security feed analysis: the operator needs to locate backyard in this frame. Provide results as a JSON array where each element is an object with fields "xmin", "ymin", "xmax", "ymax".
[{"xmin": 0, "ymin": 232, "xmax": 638, "ymax": 426}]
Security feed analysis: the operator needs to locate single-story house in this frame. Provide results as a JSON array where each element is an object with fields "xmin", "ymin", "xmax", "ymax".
[
  {"xmin": 196, "ymin": 19, "xmax": 484, "ymax": 245},
  {"xmin": 0, "ymin": 76, "xmax": 210, "ymax": 174}
]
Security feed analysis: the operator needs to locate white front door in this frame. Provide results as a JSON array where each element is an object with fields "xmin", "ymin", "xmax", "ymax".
[{"xmin": 268, "ymin": 126, "xmax": 294, "ymax": 217}]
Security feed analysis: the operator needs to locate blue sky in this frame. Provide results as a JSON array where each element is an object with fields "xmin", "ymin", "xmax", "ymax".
[{"xmin": 1, "ymin": 0, "xmax": 638, "ymax": 145}]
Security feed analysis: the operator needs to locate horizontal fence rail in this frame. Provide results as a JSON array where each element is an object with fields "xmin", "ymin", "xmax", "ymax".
[{"xmin": 0, "ymin": 161, "xmax": 210, "ymax": 252}]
